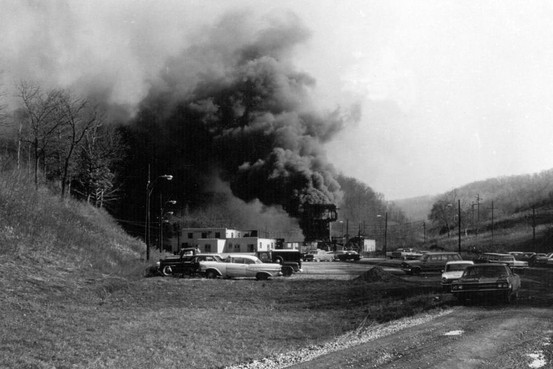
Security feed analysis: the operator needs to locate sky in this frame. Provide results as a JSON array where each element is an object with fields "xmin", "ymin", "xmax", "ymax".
[{"xmin": 3, "ymin": 0, "xmax": 553, "ymax": 200}]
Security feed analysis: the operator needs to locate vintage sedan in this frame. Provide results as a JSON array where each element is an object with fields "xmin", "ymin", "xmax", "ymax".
[
  {"xmin": 200, "ymin": 254, "xmax": 283, "ymax": 280},
  {"xmin": 334, "ymin": 250, "xmax": 361, "ymax": 262},
  {"xmin": 475, "ymin": 253, "xmax": 528, "ymax": 269},
  {"xmin": 309, "ymin": 249, "xmax": 335, "ymax": 262},
  {"xmin": 441, "ymin": 260, "xmax": 474, "ymax": 291},
  {"xmin": 451, "ymin": 264, "xmax": 521, "ymax": 304}
]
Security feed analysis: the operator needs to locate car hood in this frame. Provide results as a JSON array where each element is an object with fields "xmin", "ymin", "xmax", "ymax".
[
  {"xmin": 455, "ymin": 277, "xmax": 508, "ymax": 284},
  {"xmin": 402, "ymin": 260, "xmax": 421, "ymax": 265},
  {"xmin": 442, "ymin": 271, "xmax": 464, "ymax": 280}
]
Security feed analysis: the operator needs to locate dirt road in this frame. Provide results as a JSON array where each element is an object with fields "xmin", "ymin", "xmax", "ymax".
[
  {"xmin": 275, "ymin": 265, "xmax": 553, "ymax": 369},
  {"xmin": 287, "ymin": 306, "xmax": 552, "ymax": 369}
]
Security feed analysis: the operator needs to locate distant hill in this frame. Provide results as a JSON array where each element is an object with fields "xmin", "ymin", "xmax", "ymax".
[
  {"xmin": 394, "ymin": 168, "xmax": 553, "ymax": 222},
  {"xmin": 392, "ymin": 195, "xmax": 436, "ymax": 222}
]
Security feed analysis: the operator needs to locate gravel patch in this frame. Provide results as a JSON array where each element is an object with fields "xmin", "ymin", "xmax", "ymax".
[{"xmin": 225, "ymin": 308, "xmax": 455, "ymax": 369}]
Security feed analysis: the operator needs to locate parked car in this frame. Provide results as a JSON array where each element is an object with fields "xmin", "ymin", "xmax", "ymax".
[
  {"xmin": 257, "ymin": 249, "xmax": 303, "ymax": 275},
  {"xmin": 441, "ymin": 260, "xmax": 475, "ymax": 292},
  {"xmin": 158, "ymin": 252, "xmax": 224, "ymax": 276},
  {"xmin": 308, "ymin": 249, "xmax": 335, "ymax": 262},
  {"xmin": 474, "ymin": 253, "xmax": 528, "ymax": 269},
  {"xmin": 534, "ymin": 252, "xmax": 553, "ymax": 266},
  {"xmin": 335, "ymin": 250, "xmax": 361, "ymax": 262},
  {"xmin": 401, "ymin": 252, "xmax": 462, "ymax": 275},
  {"xmin": 391, "ymin": 248, "xmax": 423, "ymax": 260},
  {"xmin": 200, "ymin": 254, "xmax": 283, "ymax": 280},
  {"xmin": 158, "ymin": 247, "xmax": 199, "ymax": 276},
  {"xmin": 515, "ymin": 252, "xmax": 537, "ymax": 266},
  {"xmin": 302, "ymin": 252, "xmax": 315, "ymax": 262},
  {"xmin": 451, "ymin": 263, "xmax": 521, "ymax": 304}
]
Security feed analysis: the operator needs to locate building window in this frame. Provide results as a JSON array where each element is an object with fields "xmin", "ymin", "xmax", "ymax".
[
  {"xmin": 248, "ymin": 244, "xmax": 254, "ymax": 252},
  {"xmin": 202, "ymin": 232, "xmax": 208, "ymax": 238},
  {"xmin": 188, "ymin": 233, "xmax": 193, "ymax": 239},
  {"xmin": 215, "ymin": 232, "xmax": 221, "ymax": 238},
  {"xmin": 235, "ymin": 244, "xmax": 240, "ymax": 249},
  {"xmin": 205, "ymin": 245, "xmax": 211, "ymax": 252}
]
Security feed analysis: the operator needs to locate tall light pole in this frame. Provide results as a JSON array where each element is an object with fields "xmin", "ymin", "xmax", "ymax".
[
  {"xmin": 377, "ymin": 213, "xmax": 388, "ymax": 257},
  {"xmin": 145, "ymin": 166, "xmax": 173, "ymax": 261}
]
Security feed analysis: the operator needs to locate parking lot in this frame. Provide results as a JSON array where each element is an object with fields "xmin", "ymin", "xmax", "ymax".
[{"xmin": 297, "ymin": 259, "xmax": 416, "ymax": 280}]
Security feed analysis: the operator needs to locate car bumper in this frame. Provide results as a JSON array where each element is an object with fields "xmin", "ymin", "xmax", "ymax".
[{"xmin": 451, "ymin": 287, "xmax": 511, "ymax": 298}]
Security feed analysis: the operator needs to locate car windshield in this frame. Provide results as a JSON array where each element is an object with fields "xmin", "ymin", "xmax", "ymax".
[
  {"xmin": 464, "ymin": 265, "xmax": 508, "ymax": 278},
  {"xmin": 446, "ymin": 264, "xmax": 471, "ymax": 272},
  {"xmin": 498, "ymin": 256, "xmax": 514, "ymax": 261},
  {"xmin": 206, "ymin": 255, "xmax": 223, "ymax": 262}
]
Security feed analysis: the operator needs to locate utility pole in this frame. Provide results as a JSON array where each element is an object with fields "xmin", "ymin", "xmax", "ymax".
[
  {"xmin": 491, "ymin": 201, "xmax": 494, "ymax": 246},
  {"xmin": 475, "ymin": 194, "xmax": 481, "ymax": 237},
  {"xmin": 458, "ymin": 199, "xmax": 461, "ymax": 253},
  {"xmin": 384, "ymin": 212, "xmax": 388, "ymax": 257},
  {"xmin": 532, "ymin": 206, "xmax": 536, "ymax": 245},
  {"xmin": 145, "ymin": 165, "xmax": 151, "ymax": 261}
]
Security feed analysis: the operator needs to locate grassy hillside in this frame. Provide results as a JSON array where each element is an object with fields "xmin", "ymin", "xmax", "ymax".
[{"xmin": 0, "ymin": 170, "xmax": 147, "ymax": 277}]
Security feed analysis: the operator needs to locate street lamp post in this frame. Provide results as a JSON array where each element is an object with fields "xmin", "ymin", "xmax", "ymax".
[
  {"xmin": 377, "ymin": 212, "xmax": 388, "ymax": 257},
  {"xmin": 145, "ymin": 167, "xmax": 173, "ymax": 261}
]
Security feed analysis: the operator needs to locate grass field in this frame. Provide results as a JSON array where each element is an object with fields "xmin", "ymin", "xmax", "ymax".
[{"xmin": 0, "ymin": 262, "xmax": 451, "ymax": 369}]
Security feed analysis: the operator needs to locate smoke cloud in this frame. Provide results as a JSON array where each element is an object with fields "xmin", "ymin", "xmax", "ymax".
[
  {"xmin": 1, "ymin": 2, "xmax": 358, "ymax": 236},
  {"xmin": 132, "ymin": 10, "xmax": 354, "ymax": 234}
]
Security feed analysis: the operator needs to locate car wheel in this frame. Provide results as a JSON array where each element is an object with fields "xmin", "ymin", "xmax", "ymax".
[
  {"xmin": 282, "ymin": 266, "xmax": 293, "ymax": 277},
  {"xmin": 504, "ymin": 291, "xmax": 513, "ymax": 304},
  {"xmin": 256, "ymin": 273, "xmax": 269, "ymax": 280},
  {"xmin": 162, "ymin": 265, "xmax": 173, "ymax": 276},
  {"xmin": 206, "ymin": 270, "xmax": 218, "ymax": 279}
]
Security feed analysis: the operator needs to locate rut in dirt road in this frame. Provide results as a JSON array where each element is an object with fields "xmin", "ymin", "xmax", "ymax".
[{"xmin": 287, "ymin": 307, "xmax": 553, "ymax": 369}]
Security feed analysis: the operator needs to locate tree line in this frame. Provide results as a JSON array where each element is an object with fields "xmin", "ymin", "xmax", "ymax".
[{"xmin": 0, "ymin": 81, "xmax": 125, "ymax": 208}]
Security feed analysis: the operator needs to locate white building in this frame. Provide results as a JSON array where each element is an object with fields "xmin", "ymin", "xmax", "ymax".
[{"xmin": 168, "ymin": 227, "xmax": 283, "ymax": 255}]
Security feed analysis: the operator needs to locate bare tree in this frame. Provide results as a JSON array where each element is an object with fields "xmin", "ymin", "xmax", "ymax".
[
  {"xmin": 55, "ymin": 91, "xmax": 103, "ymax": 198},
  {"xmin": 17, "ymin": 81, "xmax": 63, "ymax": 189},
  {"xmin": 73, "ymin": 124, "xmax": 126, "ymax": 207}
]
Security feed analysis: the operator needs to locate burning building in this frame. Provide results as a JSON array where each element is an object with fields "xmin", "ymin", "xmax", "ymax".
[{"xmin": 300, "ymin": 203, "xmax": 338, "ymax": 243}]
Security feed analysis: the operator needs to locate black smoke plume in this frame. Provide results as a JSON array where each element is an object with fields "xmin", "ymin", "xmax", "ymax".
[{"xmin": 123, "ymin": 11, "xmax": 356, "ymax": 236}]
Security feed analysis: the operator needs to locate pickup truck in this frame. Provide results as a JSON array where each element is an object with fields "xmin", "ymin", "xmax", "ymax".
[
  {"xmin": 257, "ymin": 250, "xmax": 303, "ymax": 276},
  {"xmin": 158, "ymin": 248, "xmax": 223, "ymax": 276}
]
